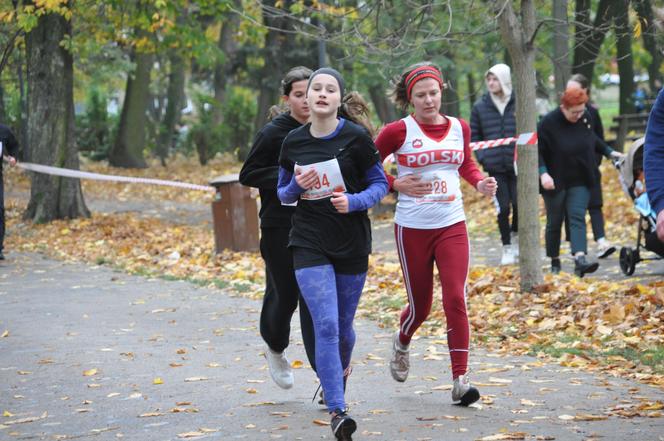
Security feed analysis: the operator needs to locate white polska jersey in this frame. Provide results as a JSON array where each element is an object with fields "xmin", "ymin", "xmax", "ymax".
[{"xmin": 394, "ymin": 115, "xmax": 466, "ymax": 229}]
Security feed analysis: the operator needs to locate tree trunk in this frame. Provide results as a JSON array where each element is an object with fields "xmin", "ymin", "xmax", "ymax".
[
  {"xmin": 633, "ymin": 0, "xmax": 662, "ymax": 94},
  {"xmin": 212, "ymin": 0, "xmax": 241, "ymax": 127},
  {"xmin": 552, "ymin": 0, "xmax": 571, "ymax": 95},
  {"xmin": 24, "ymin": 9, "xmax": 89, "ymax": 223},
  {"xmin": 572, "ymin": 0, "xmax": 613, "ymax": 81},
  {"xmin": 467, "ymin": 72, "xmax": 477, "ymax": 111},
  {"xmin": 614, "ymin": 0, "xmax": 635, "ymax": 115},
  {"xmin": 108, "ymin": 33, "xmax": 153, "ymax": 168},
  {"xmin": 494, "ymin": 0, "xmax": 543, "ymax": 291},
  {"xmin": 17, "ymin": 48, "xmax": 28, "ymax": 161},
  {"xmin": 0, "ymin": 83, "xmax": 6, "ymax": 123},
  {"xmin": 368, "ymin": 83, "xmax": 396, "ymax": 124},
  {"xmin": 252, "ymin": 0, "xmax": 293, "ymax": 153},
  {"xmin": 157, "ymin": 49, "xmax": 185, "ymax": 165},
  {"xmin": 441, "ymin": 55, "xmax": 460, "ymax": 117}
]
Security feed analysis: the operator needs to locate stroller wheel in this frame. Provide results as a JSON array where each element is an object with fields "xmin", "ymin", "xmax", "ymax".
[{"xmin": 619, "ymin": 247, "xmax": 637, "ymax": 276}]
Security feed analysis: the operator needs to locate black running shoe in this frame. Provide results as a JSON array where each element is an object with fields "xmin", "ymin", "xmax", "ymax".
[
  {"xmin": 331, "ymin": 409, "xmax": 356, "ymax": 441},
  {"xmin": 574, "ymin": 255, "xmax": 599, "ymax": 278}
]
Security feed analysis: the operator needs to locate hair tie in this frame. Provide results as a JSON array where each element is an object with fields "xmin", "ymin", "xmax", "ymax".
[{"xmin": 405, "ymin": 66, "xmax": 443, "ymax": 100}]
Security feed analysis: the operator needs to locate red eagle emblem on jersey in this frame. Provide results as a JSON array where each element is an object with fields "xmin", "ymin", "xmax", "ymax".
[{"xmin": 412, "ymin": 138, "xmax": 423, "ymax": 148}]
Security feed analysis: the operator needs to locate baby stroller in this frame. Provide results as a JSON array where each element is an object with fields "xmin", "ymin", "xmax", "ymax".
[{"xmin": 616, "ymin": 137, "xmax": 664, "ymax": 275}]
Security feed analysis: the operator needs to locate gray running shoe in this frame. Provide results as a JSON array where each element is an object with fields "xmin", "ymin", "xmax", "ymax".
[
  {"xmin": 452, "ymin": 373, "xmax": 480, "ymax": 406},
  {"xmin": 389, "ymin": 331, "xmax": 409, "ymax": 382},
  {"xmin": 264, "ymin": 346, "xmax": 294, "ymax": 389}
]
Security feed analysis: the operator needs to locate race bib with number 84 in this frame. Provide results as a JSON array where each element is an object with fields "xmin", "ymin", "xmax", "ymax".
[{"xmin": 294, "ymin": 158, "xmax": 347, "ymax": 200}]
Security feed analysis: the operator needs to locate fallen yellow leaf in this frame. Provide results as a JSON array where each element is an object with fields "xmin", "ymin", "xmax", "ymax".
[
  {"xmin": 139, "ymin": 412, "xmax": 164, "ymax": 417},
  {"xmin": 184, "ymin": 376, "xmax": 208, "ymax": 382},
  {"xmin": 153, "ymin": 377, "xmax": 163, "ymax": 384},
  {"xmin": 178, "ymin": 431, "xmax": 204, "ymax": 438},
  {"xmin": 574, "ymin": 413, "xmax": 608, "ymax": 421},
  {"xmin": 477, "ymin": 432, "xmax": 527, "ymax": 440},
  {"xmin": 82, "ymin": 368, "xmax": 98, "ymax": 377}
]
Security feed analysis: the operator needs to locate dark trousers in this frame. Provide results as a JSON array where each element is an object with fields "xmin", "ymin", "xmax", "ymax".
[
  {"xmin": 260, "ymin": 227, "xmax": 316, "ymax": 372},
  {"xmin": 564, "ymin": 174, "xmax": 605, "ymax": 242},
  {"xmin": 543, "ymin": 186, "xmax": 590, "ymax": 258},
  {"xmin": 491, "ymin": 172, "xmax": 518, "ymax": 245},
  {"xmin": 588, "ymin": 171, "xmax": 606, "ymax": 241},
  {"xmin": 0, "ymin": 173, "xmax": 4, "ymax": 251}
]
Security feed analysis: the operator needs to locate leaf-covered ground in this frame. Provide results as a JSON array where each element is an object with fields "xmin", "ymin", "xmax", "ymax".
[{"xmin": 4, "ymin": 156, "xmax": 663, "ymax": 390}]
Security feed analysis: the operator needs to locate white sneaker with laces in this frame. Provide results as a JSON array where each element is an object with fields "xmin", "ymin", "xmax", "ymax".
[
  {"xmin": 452, "ymin": 373, "xmax": 480, "ymax": 406},
  {"xmin": 264, "ymin": 347, "xmax": 294, "ymax": 389},
  {"xmin": 511, "ymin": 233, "xmax": 519, "ymax": 257},
  {"xmin": 597, "ymin": 238, "xmax": 616, "ymax": 259},
  {"xmin": 389, "ymin": 331, "xmax": 410, "ymax": 382},
  {"xmin": 500, "ymin": 244, "xmax": 516, "ymax": 265}
]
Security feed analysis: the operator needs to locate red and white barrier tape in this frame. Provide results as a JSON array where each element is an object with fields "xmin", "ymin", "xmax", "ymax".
[
  {"xmin": 383, "ymin": 132, "xmax": 537, "ymax": 164},
  {"xmin": 10, "ymin": 161, "xmax": 216, "ymax": 193},
  {"xmin": 4, "ymin": 132, "xmax": 538, "ymax": 189},
  {"xmin": 470, "ymin": 132, "xmax": 537, "ymax": 150}
]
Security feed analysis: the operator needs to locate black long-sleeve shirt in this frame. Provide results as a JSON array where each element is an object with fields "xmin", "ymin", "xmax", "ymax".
[
  {"xmin": 586, "ymin": 104, "xmax": 606, "ymax": 165},
  {"xmin": 0, "ymin": 124, "xmax": 19, "ymax": 176},
  {"xmin": 538, "ymin": 108, "xmax": 612, "ymax": 193},
  {"xmin": 239, "ymin": 113, "xmax": 301, "ymax": 228}
]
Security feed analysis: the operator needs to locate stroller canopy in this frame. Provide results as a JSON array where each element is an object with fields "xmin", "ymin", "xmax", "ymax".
[{"xmin": 619, "ymin": 136, "xmax": 645, "ymax": 190}]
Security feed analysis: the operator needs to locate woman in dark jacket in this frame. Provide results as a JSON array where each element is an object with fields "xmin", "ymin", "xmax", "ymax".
[
  {"xmin": 239, "ymin": 66, "xmax": 316, "ymax": 389},
  {"xmin": 566, "ymin": 74, "xmax": 616, "ymax": 259},
  {"xmin": 538, "ymin": 87, "xmax": 622, "ymax": 277}
]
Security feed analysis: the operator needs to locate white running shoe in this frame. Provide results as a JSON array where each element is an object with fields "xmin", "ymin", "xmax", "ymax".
[
  {"xmin": 389, "ymin": 331, "xmax": 410, "ymax": 382},
  {"xmin": 597, "ymin": 238, "xmax": 616, "ymax": 259},
  {"xmin": 264, "ymin": 347, "xmax": 294, "ymax": 389},
  {"xmin": 452, "ymin": 373, "xmax": 480, "ymax": 406},
  {"xmin": 511, "ymin": 233, "xmax": 519, "ymax": 257},
  {"xmin": 500, "ymin": 245, "xmax": 516, "ymax": 265}
]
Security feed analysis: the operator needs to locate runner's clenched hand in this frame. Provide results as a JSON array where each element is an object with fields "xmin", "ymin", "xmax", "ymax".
[{"xmin": 295, "ymin": 167, "xmax": 318, "ymax": 190}]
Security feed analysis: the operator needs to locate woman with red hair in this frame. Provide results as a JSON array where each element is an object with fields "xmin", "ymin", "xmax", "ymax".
[{"xmin": 538, "ymin": 87, "xmax": 622, "ymax": 277}]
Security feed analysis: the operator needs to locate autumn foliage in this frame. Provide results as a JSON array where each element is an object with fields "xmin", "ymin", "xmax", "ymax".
[{"xmin": 4, "ymin": 156, "xmax": 663, "ymax": 389}]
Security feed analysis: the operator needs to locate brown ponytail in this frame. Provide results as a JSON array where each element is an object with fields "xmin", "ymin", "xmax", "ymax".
[
  {"xmin": 266, "ymin": 104, "xmax": 284, "ymax": 121},
  {"xmin": 338, "ymin": 91, "xmax": 375, "ymax": 136}
]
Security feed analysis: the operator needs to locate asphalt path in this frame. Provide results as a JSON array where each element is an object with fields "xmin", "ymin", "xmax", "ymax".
[{"xmin": 1, "ymin": 253, "xmax": 663, "ymax": 440}]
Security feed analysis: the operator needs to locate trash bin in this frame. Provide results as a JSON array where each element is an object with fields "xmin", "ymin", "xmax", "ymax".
[{"xmin": 209, "ymin": 174, "xmax": 259, "ymax": 253}]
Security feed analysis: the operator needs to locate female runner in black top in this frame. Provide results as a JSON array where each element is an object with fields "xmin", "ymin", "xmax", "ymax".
[
  {"xmin": 240, "ymin": 67, "xmax": 316, "ymax": 389},
  {"xmin": 277, "ymin": 68, "xmax": 388, "ymax": 441}
]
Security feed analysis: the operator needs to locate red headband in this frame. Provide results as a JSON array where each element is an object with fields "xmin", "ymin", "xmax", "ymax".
[{"xmin": 405, "ymin": 66, "xmax": 443, "ymax": 100}]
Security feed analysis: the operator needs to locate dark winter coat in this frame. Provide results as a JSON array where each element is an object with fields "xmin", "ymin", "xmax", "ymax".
[
  {"xmin": 470, "ymin": 93, "xmax": 517, "ymax": 174},
  {"xmin": 537, "ymin": 108, "xmax": 612, "ymax": 194}
]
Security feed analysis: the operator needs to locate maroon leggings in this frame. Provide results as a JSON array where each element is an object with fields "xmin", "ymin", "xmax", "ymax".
[{"xmin": 395, "ymin": 221, "xmax": 470, "ymax": 379}]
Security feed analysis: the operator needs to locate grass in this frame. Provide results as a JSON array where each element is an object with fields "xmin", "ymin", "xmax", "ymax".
[{"xmin": 530, "ymin": 335, "xmax": 664, "ymax": 374}]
